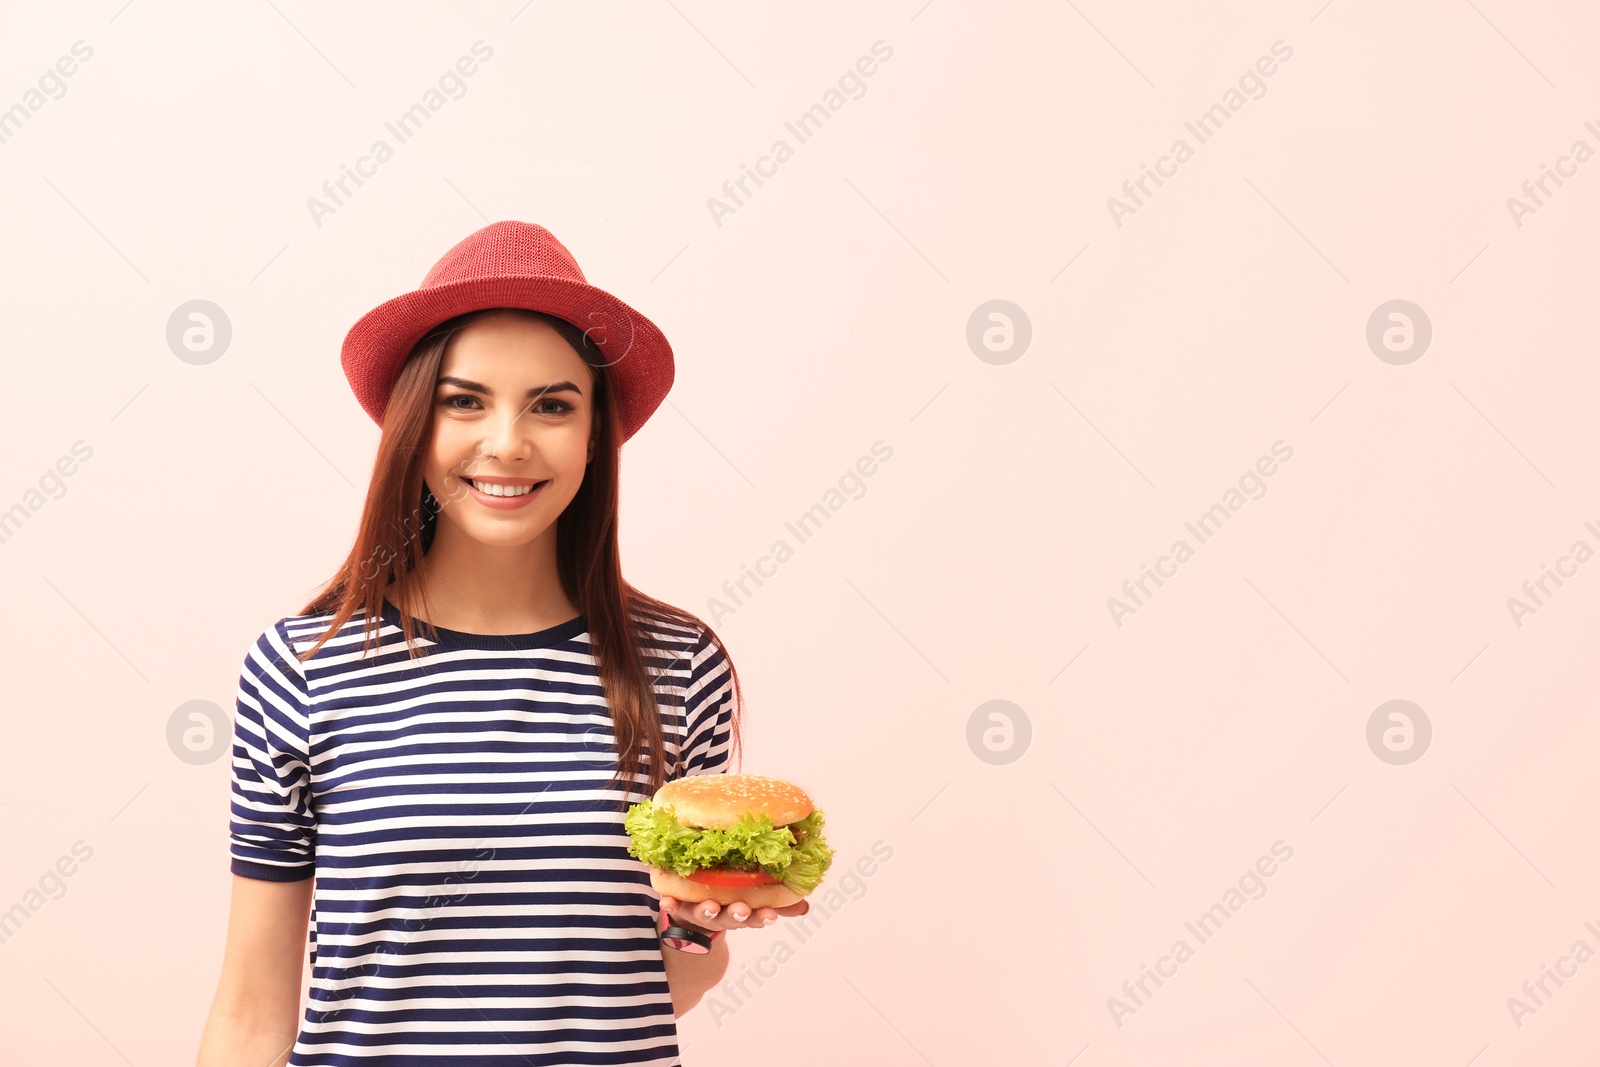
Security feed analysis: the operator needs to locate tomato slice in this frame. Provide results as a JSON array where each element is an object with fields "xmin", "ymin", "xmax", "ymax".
[{"xmin": 685, "ymin": 867, "xmax": 777, "ymax": 887}]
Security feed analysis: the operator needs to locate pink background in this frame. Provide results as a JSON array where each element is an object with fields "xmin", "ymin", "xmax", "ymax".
[{"xmin": 1, "ymin": 1, "xmax": 1597, "ymax": 1063}]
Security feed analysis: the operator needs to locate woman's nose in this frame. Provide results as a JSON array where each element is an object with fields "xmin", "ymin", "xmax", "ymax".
[{"xmin": 481, "ymin": 405, "xmax": 532, "ymax": 457}]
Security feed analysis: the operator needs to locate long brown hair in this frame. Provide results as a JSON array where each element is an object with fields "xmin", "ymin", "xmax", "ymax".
[{"xmin": 292, "ymin": 307, "xmax": 743, "ymax": 802}]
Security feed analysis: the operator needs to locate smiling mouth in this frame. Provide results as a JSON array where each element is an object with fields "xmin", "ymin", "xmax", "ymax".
[{"xmin": 462, "ymin": 477, "xmax": 548, "ymax": 498}]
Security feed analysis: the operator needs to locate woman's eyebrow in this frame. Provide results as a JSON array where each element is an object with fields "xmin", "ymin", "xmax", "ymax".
[{"xmin": 436, "ymin": 376, "xmax": 583, "ymax": 398}]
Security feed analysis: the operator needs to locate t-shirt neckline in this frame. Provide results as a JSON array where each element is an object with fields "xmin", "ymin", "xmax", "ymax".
[{"xmin": 380, "ymin": 597, "xmax": 588, "ymax": 650}]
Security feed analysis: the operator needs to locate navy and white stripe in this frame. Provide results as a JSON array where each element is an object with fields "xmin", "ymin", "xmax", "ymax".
[{"xmin": 228, "ymin": 598, "xmax": 735, "ymax": 1066}]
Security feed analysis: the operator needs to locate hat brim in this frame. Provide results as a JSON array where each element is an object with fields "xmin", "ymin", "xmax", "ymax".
[{"xmin": 341, "ymin": 273, "xmax": 674, "ymax": 442}]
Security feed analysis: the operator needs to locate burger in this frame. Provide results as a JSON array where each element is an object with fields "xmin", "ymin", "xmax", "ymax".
[{"xmin": 624, "ymin": 773, "xmax": 835, "ymax": 908}]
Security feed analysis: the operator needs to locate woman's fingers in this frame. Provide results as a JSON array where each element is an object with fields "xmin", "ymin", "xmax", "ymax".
[
  {"xmin": 657, "ymin": 896, "xmax": 805, "ymax": 930},
  {"xmin": 692, "ymin": 899, "xmax": 767, "ymax": 927},
  {"xmin": 660, "ymin": 896, "xmax": 725, "ymax": 926}
]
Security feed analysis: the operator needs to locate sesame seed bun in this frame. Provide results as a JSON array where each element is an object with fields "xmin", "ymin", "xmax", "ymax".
[
  {"xmin": 653, "ymin": 773, "xmax": 814, "ymax": 830},
  {"xmin": 649, "ymin": 865, "xmax": 807, "ymax": 908}
]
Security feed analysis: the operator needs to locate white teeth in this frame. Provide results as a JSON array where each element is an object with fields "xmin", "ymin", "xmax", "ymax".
[{"xmin": 469, "ymin": 479, "xmax": 539, "ymax": 497}]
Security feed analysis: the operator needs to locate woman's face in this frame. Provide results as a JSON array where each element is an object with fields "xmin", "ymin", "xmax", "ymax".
[{"xmin": 422, "ymin": 311, "xmax": 596, "ymax": 548}]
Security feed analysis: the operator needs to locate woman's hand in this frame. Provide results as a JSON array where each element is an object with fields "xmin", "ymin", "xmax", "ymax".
[{"xmin": 659, "ymin": 893, "xmax": 810, "ymax": 932}]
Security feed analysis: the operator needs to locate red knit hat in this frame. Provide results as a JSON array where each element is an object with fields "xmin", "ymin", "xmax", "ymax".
[{"xmin": 341, "ymin": 221, "xmax": 674, "ymax": 442}]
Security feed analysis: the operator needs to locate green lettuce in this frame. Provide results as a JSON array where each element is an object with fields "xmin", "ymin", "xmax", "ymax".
[{"xmin": 624, "ymin": 801, "xmax": 835, "ymax": 895}]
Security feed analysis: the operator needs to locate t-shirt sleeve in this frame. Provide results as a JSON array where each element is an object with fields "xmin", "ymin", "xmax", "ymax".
[
  {"xmin": 228, "ymin": 619, "xmax": 316, "ymax": 882},
  {"xmin": 673, "ymin": 624, "xmax": 736, "ymax": 780}
]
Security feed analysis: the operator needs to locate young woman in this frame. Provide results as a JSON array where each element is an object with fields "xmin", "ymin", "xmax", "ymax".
[{"xmin": 197, "ymin": 222, "xmax": 808, "ymax": 1066}]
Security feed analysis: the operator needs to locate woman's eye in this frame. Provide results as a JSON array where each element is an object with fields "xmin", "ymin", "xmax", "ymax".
[{"xmin": 438, "ymin": 395, "xmax": 572, "ymax": 415}]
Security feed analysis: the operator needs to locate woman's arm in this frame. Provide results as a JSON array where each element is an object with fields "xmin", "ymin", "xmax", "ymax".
[
  {"xmin": 656, "ymin": 893, "xmax": 811, "ymax": 1016},
  {"xmin": 196, "ymin": 874, "xmax": 313, "ymax": 1067},
  {"xmin": 658, "ymin": 910, "xmax": 731, "ymax": 1016}
]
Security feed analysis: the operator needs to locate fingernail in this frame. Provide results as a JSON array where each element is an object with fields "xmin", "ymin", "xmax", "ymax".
[{"xmin": 762, "ymin": 917, "xmax": 775, "ymax": 926}]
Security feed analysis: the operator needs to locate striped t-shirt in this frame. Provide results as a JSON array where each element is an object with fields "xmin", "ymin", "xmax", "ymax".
[{"xmin": 227, "ymin": 598, "xmax": 735, "ymax": 1066}]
